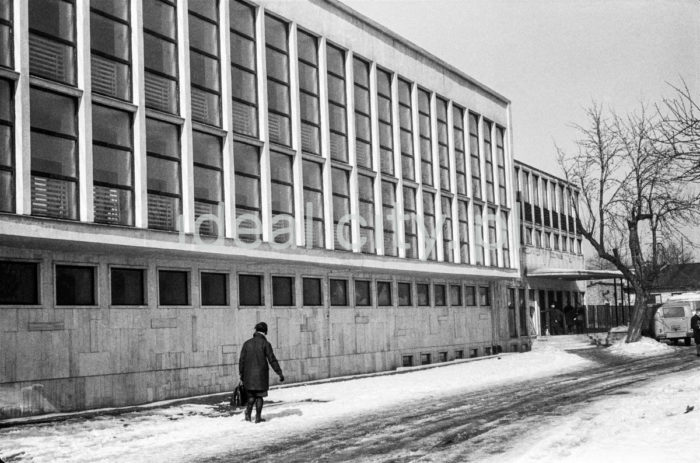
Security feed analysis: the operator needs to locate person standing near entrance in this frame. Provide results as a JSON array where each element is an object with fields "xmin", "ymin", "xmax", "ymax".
[
  {"xmin": 691, "ymin": 308, "xmax": 700, "ymax": 357},
  {"xmin": 239, "ymin": 322, "xmax": 284, "ymax": 423}
]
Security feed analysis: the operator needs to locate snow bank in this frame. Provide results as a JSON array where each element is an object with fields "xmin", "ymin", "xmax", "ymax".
[{"xmin": 607, "ymin": 336, "xmax": 678, "ymax": 357}]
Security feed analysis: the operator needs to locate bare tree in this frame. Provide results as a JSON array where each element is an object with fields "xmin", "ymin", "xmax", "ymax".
[{"xmin": 557, "ymin": 103, "xmax": 700, "ymax": 342}]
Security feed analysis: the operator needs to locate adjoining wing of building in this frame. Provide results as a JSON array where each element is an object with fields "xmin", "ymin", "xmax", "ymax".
[{"xmin": 0, "ymin": 0, "xmax": 587, "ymax": 418}]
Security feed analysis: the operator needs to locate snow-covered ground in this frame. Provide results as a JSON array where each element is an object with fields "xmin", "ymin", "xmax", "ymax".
[{"xmin": 0, "ymin": 336, "xmax": 697, "ymax": 463}]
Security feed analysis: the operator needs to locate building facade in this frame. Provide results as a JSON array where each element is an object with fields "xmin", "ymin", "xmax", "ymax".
[{"xmin": 0, "ymin": 0, "xmax": 552, "ymax": 418}]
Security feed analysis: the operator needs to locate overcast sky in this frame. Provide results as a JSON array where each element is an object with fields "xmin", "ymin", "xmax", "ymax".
[{"xmin": 342, "ymin": 0, "xmax": 700, "ymax": 175}]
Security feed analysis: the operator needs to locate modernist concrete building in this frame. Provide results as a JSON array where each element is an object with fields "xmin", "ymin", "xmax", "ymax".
[{"xmin": 0, "ymin": 0, "xmax": 582, "ymax": 418}]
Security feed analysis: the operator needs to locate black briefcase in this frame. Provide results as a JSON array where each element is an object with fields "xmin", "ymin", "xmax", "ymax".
[{"xmin": 230, "ymin": 384, "xmax": 248, "ymax": 408}]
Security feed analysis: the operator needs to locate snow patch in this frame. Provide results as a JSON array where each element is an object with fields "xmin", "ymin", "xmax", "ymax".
[{"xmin": 607, "ymin": 336, "xmax": 678, "ymax": 357}]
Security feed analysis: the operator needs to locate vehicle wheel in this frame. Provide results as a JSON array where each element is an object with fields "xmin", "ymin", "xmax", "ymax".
[{"xmin": 686, "ymin": 337, "xmax": 692, "ymax": 346}]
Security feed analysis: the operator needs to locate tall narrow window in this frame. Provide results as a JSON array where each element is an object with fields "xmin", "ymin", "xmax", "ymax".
[
  {"xmin": 382, "ymin": 180, "xmax": 397, "ymax": 257},
  {"xmin": 483, "ymin": 120, "xmax": 494, "ymax": 203},
  {"xmin": 398, "ymin": 78, "xmax": 414, "ymax": 181},
  {"xmin": 332, "ymin": 167, "xmax": 351, "ymax": 250},
  {"xmin": 436, "ymin": 97, "xmax": 449, "ymax": 191},
  {"xmin": 488, "ymin": 206, "xmax": 498, "ymax": 266},
  {"xmin": 474, "ymin": 204, "xmax": 484, "ymax": 265},
  {"xmin": 28, "ymin": 0, "xmax": 76, "ymax": 85},
  {"xmin": 234, "ymin": 141, "xmax": 261, "ymax": 242},
  {"xmin": 92, "ymin": 104, "xmax": 133, "ymax": 225},
  {"xmin": 297, "ymin": 30, "xmax": 320, "ymax": 155},
  {"xmin": 0, "ymin": 79, "xmax": 13, "ymax": 213},
  {"xmin": 353, "ymin": 56, "xmax": 371, "ymax": 169},
  {"xmin": 189, "ymin": 0, "xmax": 221, "ymax": 126},
  {"xmin": 469, "ymin": 113, "xmax": 481, "ymax": 199},
  {"xmin": 0, "ymin": 0, "xmax": 12, "ymax": 69},
  {"xmin": 327, "ymin": 44, "xmax": 347, "ymax": 162},
  {"xmin": 193, "ymin": 131, "xmax": 223, "ymax": 236},
  {"xmin": 146, "ymin": 118, "xmax": 181, "ymax": 230},
  {"xmin": 403, "ymin": 186, "xmax": 417, "ymax": 258},
  {"xmin": 143, "ymin": 0, "xmax": 178, "ymax": 114},
  {"xmin": 91, "ymin": 0, "xmax": 131, "ymax": 101},
  {"xmin": 418, "ymin": 89, "xmax": 432, "ymax": 186},
  {"xmin": 423, "ymin": 190, "xmax": 436, "ymax": 260},
  {"xmin": 302, "ymin": 159, "xmax": 324, "ymax": 248},
  {"xmin": 230, "ymin": 0, "xmax": 258, "ymax": 137},
  {"xmin": 496, "ymin": 126, "xmax": 507, "ymax": 206},
  {"xmin": 270, "ymin": 150, "xmax": 294, "ymax": 244},
  {"xmin": 501, "ymin": 210, "xmax": 510, "ymax": 268},
  {"xmin": 453, "ymin": 105, "xmax": 466, "ymax": 196},
  {"xmin": 265, "ymin": 15, "xmax": 291, "ymax": 146},
  {"xmin": 358, "ymin": 174, "xmax": 375, "ymax": 254},
  {"xmin": 377, "ymin": 68, "xmax": 393, "ymax": 176},
  {"xmin": 30, "ymin": 89, "xmax": 78, "ymax": 220},
  {"xmin": 458, "ymin": 200, "xmax": 469, "ymax": 264},
  {"xmin": 442, "ymin": 195, "xmax": 453, "ymax": 262}
]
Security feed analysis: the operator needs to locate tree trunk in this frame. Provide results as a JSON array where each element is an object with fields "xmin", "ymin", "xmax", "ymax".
[{"xmin": 626, "ymin": 287, "xmax": 648, "ymax": 343}]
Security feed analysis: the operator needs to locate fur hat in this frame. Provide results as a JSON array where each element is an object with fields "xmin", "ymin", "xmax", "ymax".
[{"xmin": 255, "ymin": 322, "xmax": 268, "ymax": 334}]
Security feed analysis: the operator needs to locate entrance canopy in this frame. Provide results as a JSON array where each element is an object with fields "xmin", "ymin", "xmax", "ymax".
[{"xmin": 526, "ymin": 268, "xmax": 624, "ymax": 281}]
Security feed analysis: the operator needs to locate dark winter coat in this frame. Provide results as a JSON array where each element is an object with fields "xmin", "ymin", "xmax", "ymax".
[
  {"xmin": 239, "ymin": 332, "xmax": 283, "ymax": 392},
  {"xmin": 691, "ymin": 314, "xmax": 700, "ymax": 343}
]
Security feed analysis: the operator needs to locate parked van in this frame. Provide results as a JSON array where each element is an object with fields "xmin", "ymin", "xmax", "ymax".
[{"xmin": 654, "ymin": 292, "xmax": 700, "ymax": 345}]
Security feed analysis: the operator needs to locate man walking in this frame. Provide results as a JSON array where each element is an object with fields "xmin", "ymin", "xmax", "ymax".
[
  {"xmin": 691, "ymin": 308, "xmax": 700, "ymax": 357},
  {"xmin": 239, "ymin": 322, "xmax": 284, "ymax": 423}
]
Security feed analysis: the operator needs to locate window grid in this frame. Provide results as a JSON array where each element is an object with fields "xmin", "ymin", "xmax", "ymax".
[
  {"xmin": 326, "ymin": 44, "xmax": 348, "ymax": 162},
  {"xmin": 331, "ymin": 166, "xmax": 351, "ymax": 250},
  {"xmin": 28, "ymin": 0, "xmax": 77, "ymax": 86},
  {"xmin": 0, "ymin": 79, "xmax": 14, "ymax": 213},
  {"xmin": 423, "ymin": 190, "xmax": 436, "ymax": 260},
  {"xmin": 265, "ymin": 14, "xmax": 291, "ymax": 146},
  {"xmin": 270, "ymin": 150, "xmax": 294, "ymax": 244},
  {"xmin": 0, "ymin": 0, "xmax": 13, "ymax": 69},
  {"xmin": 302, "ymin": 158, "xmax": 324, "ymax": 248},
  {"xmin": 398, "ymin": 77, "xmax": 414, "ymax": 181},
  {"xmin": 469, "ymin": 113, "xmax": 481, "ymax": 199},
  {"xmin": 453, "ymin": 105, "xmax": 467, "ymax": 196},
  {"xmin": 234, "ymin": 141, "xmax": 261, "ymax": 242},
  {"xmin": 143, "ymin": 0, "xmax": 179, "ymax": 114},
  {"xmin": 90, "ymin": 0, "xmax": 132, "ymax": 101},
  {"xmin": 418, "ymin": 88, "xmax": 433, "ymax": 186},
  {"xmin": 146, "ymin": 118, "xmax": 181, "ymax": 231},
  {"xmin": 377, "ymin": 68, "xmax": 393, "ymax": 176},
  {"xmin": 358, "ymin": 174, "xmax": 375, "ymax": 254},
  {"xmin": 297, "ymin": 30, "xmax": 320, "ymax": 155},
  {"xmin": 501, "ymin": 210, "xmax": 510, "ymax": 268},
  {"xmin": 188, "ymin": 0, "xmax": 221, "ymax": 126},
  {"xmin": 381, "ymin": 180, "xmax": 397, "ymax": 256},
  {"xmin": 457, "ymin": 199, "xmax": 469, "ymax": 264},
  {"xmin": 403, "ymin": 186, "xmax": 417, "ymax": 258},
  {"xmin": 496, "ymin": 126, "xmax": 507, "ymax": 207},
  {"xmin": 483, "ymin": 120, "xmax": 495, "ymax": 203},
  {"xmin": 436, "ymin": 97, "xmax": 449, "ymax": 191},
  {"xmin": 193, "ymin": 131, "xmax": 223, "ymax": 236},
  {"xmin": 353, "ymin": 56, "xmax": 372, "ymax": 169},
  {"xmin": 488, "ymin": 206, "xmax": 498, "ymax": 266},
  {"xmin": 441, "ymin": 195, "xmax": 453, "ymax": 262},
  {"xmin": 474, "ymin": 204, "xmax": 484, "ymax": 265},
  {"xmin": 230, "ymin": 0, "xmax": 258, "ymax": 137}
]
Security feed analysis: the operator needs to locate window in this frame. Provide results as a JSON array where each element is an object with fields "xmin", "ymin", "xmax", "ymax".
[
  {"xmin": 450, "ymin": 284, "xmax": 462, "ymax": 306},
  {"xmin": 418, "ymin": 89, "xmax": 432, "ymax": 186},
  {"xmin": 234, "ymin": 141, "xmax": 261, "ymax": 242},
  {"xmin": 0, "ymin": 0, "xmax": 12, "ymax": 68},
  {"xmin": 398, "ymin": 77, "xmax": 414, "ymax": 180},
  {"xmin": 189, "ymin": 0, "xmax": 221, "ymax": 125},
  {"xmin": 403, "ymin": 186, "xmax": 417, "ymax": 258},
  {"xmin": 441, "ymin": 196, "xmax": 453, "ymax": 262},
  {"xmin": 436, "ymin": 97, "xmax": 449, "ymax": 191},
  {"xmin": 158, "ymin": 270, "xmax": 189, "ymax": 305},
  {"xmin": 553, "ymin": 232, "xmax": 560, "ymax": 251},
  {"xmin": 302, "ymin": 159, "xmax": 324, "ymax": 248},
  {"xmin": 438, "ymin": 352, "xmax": 448, "ymax": 362},
  {"xmin": 488, "ymin": 207, "xmax": 498, "ymax": 266},
  {"xmin": 239, "ymin": 274, "xmax": 263, "ymax": 306},
  {"xmin": 330, "ymin": 278, "xmax": 347, "ymax": 306},
  {"xmin": 417, "ymin": 283, "xmax": 429, "ymax": 306},
  {"xmin": 230, "ymin": 0, "xmax": 258, "ymax": 137},
  {"xmin": 483, "ymin": 120, "xmax": 494, "ymax": 203},
  {"xmin": 353, "ymin": 56, "xmax": 372, "ymax": 168},
  {"xmin": 143, "ymin": 0, "xmax": 178, "ymax": 113},
  {"xmin": 201, "ymin": 272, "xmax": 227, "ymax": 306},
  {"xmin": 534, "ymin": 230, "xmax": 542, "ymax": 248},
  {"xmin": 402, "ymin": 355, "xmax": 413, "ymax": 367},
  {"xmin": 111, "ymin": 268, "xmax": 145, "ymax": 306},
  {"xmin": 453, "ymin": 105, "xmax": 467, "ymax": 195},
  {"xmin": 270, "ymin": 151, "xmax": 294, "ymax": 244},
  {"xmin": 434, "ymin": 284, "xmax": 446, "ymax": 306},
  {"xmin": 265, "ymin": 14, "xmax": 291, "ymax": 146},
  {"xmin": 420, "ymin": 353, "xmax": 431, "ymax": 365},
  {"xmin": 355, "ymin": 280, "xmax": 371, "ymax": 306},
  {"xmin": 508, "ymin": 288, "xmax": 517, "ymax": 338},
  {"xmin": 465, "ymin": 286, "xmax": 476, "ymax": 306},
  {"xmin": 30, "ymin": 89, "xmax": 78, "ymax": 220},
  {"xmin": 377, "ymin": 281, "xmax": 392, "ymax": 306},
  {"xmin": 91, "ymin": 0, "xmax": 131, "ymax": 100},
  {"xmin": 479, "ymin": 286, "xmax": 490, "ymax": 306},
  {"xmin": 298, "ymin": 30, "xmax": 320, "ymax": 155},
  {"xmin": 302, "ymin": 277, "xmax": 322, "ymax": 306},
  {"xmin": 496, "ymin": 127, "xmax": 507, "ymax": 206},
  {"xmin": 455, "ymin": 350, "xmax": 464, "ymax": 360},
  {"xmin": 544, "ymin": 231, "xmax": 551, "ymax": 249},
  {"xmin": 358, "ymin": 174, "xmax": 375, "ymax": 254},
  {"xmin": 469, "ymin": 113, "xmax": 481, "ymax": 199},
  {"xmin": 377, "ymin": 68, "xmax": 393, "ymax": 175},
  {"xmin": 0, "ymin": 261, "xmax": 38, "ymax": 305},
  {"xmin": 332, "ymin": 167, "xmax": 351, "ymax": 251},
  {"xmin": 423, "ymin": 191, "xmax": 436, "ymax": 260},
  {"xmin": 398, "ymin": 282, "xmax": 412, "ymax": 306},
  {"xmin": 56, "ymin": 265, "xmax": 95, "ymax": 306},
  {"xmin": 93, "ymin": 104, "xmax": 134, "ymax": 225},
  {"xmin": 474, "ymin": 204, "xmax": 484, "ymax": 265},
  {"xmin": 29, "ymin": 0, "xmax": 76, "ymax": 85},
  {"xmin": 457, "ymin": 200, "xmax": 469, "ymax": 263},
  {"xmin": 327, "ymin": 44, "xmax": 347, "ymax": 162},
  {"xmin": 193, "ymin": 131, "xmax": 223, "ymax": 236},
  {"xmin": 146, "ymin": 118, "xmax": 181, "ymax": 231},
  {"xmin": 470, "ymin": 348, "xmax": 478, "ymax": 358},
  {"xmin": 0, "ymin": 79, "xmax": 14, "ymax": 213},
  {"xmin": 272, "ymin": 276, "xmax": 294, "ymax": 306},
  {"xmin": 382, "ymin": 181, "xmax": 397, "ymax": 256}
]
